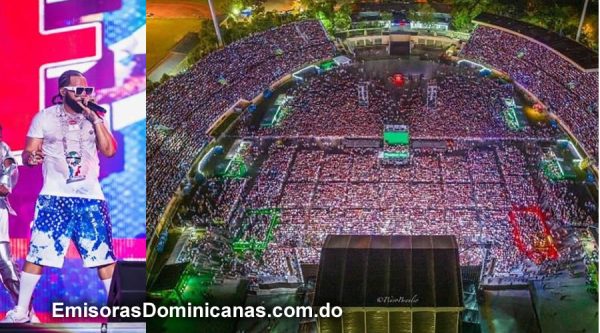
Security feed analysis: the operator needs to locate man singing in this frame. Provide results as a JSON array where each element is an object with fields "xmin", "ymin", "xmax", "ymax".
[{"xmin": 2, "ymin": 70, "xmax": 117, "ymax": 323}]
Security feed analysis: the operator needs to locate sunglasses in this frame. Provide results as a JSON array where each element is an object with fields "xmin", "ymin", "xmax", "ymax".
[{"xmin": 63, "ymin": 86, "xmax": 95, "ymax": 96}]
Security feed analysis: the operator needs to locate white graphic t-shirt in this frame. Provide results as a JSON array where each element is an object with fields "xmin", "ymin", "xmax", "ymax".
[{"xmin": 27, "ymin": 105, "xmax": 104, "ymax": 200}]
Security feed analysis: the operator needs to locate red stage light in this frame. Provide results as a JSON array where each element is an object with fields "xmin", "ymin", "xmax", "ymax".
[
  {"xmin": 391, "ymin": 73, "xmax": 405, "ymax": 87},
  {"xmin": 508, "ymin": 206, "xmax": 559, "ymax": 265}
]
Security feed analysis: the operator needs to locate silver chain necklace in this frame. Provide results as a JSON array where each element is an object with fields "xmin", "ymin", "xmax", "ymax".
[{"xmin": 59, "ymin": 104, "xmax": 86, "ymax": 183}]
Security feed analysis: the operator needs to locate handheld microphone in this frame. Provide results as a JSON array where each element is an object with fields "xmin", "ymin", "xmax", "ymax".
[{"xmin": 86, "ymin": 101, "xmax": 107, "ymax": 117}]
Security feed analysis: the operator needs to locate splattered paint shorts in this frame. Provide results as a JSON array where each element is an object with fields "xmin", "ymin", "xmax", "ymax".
[{"xmin": 27, "ymin": 195, "xmax": 116, "ymax": 268}]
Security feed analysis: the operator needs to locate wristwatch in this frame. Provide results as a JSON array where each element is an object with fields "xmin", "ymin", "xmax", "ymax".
[{"xmin": 93, "ymin": 119, "xmax": 104, "ymax": 125}]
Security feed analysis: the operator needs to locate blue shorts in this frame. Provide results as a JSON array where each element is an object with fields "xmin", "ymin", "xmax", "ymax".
[{"xmin": 27, "ymin": 195, "xmax": 116, "ymax": 268}]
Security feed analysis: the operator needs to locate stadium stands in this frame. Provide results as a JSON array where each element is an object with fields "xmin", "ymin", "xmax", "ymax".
[
  {"xmin": 147, "ymin": 20, "xmax": 335, "ymax": 235},
  {"xmin": 460, "ymin": 25, "xmax": 599, "ymax": 162}
]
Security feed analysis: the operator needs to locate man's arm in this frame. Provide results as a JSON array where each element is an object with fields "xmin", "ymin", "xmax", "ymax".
[
  {"xmin": 92, "ymin": 121, "xmax": 117, "ymax": 158},
  {"xmin": 22, "ymin": 137, "xmax": 44, "ymax": 167}
]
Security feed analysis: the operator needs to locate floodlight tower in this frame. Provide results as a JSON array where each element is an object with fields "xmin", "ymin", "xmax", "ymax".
[{"xmin": 208, "ymin": 0, "xmax": 224, "ymax": 47}]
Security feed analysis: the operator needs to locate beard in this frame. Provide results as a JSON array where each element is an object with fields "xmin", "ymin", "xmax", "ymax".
[{"xmin": 64, "ymin": 93, "xmax": 84, "ymax": 113}]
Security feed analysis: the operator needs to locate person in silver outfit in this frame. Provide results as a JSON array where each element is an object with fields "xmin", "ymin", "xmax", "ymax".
[
  {"xmin": 0, "ymin": 126, "xmax": 38, "ymax": 322},
  {"xmin": 0, "ymin": 125, "xmax": 20, "ymax": 305}
]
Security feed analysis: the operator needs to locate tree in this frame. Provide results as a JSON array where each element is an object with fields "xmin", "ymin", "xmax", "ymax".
[
  {"xmin": 160, "ymin": 73, "xmax": 171, "ymax": 84},
  {"xmin": 580, "ymin": 15, "xmax": 598, "ymax": 50},
  {"xmin": 544, "ymin": 5, "xmax": 572, "ymax": 35},
  {"xmin": 409, "ymin": 3, "xmax": 437, "ymax": 29},
  {"xmin": 253, "ymin": 11, "xmax": 280, "ymax": 32},
  {"xmin": 227, "ymin": 0, "xmax": 265, "ymax": 15},
  {"xmin": 451, "ymin": 0, "xmax": 492, "ymax": 32},
  {"xmin": 333, "ymin": 3, "xmax": 352, "ymax": 31},
  {"xmin": 146, "ymin": 79, "xmax": 156, "ymax": 94},
  {"xmin": 451, "ymin": 8, "xmax": 473, "ymax": 31},
  {"xmin": 298, "ymin": 0, "xmax": 315, "ymax": 15},
  {"xmin": 198, "ymin": 20, "xmax": 219, "ymax": 49},
  {"xmin": 317, "ymin": 10, "xmax": 334, "ymax": 34},
  {"xmin": 485, "ymin": 0, "xmax": 527, "ymax": 19}
]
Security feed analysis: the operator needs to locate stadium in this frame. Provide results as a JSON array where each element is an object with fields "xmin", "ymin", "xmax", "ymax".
[{"xmin": 146, "ymin": 3, "xmax": 598, "ymax": 332}]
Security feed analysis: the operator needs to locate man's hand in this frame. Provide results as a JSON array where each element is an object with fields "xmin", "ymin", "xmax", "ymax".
[
  {"xmin": 24, "ymin": 137, "xmax": 44, "ymax": 167},
  {"xmin": 78, "ymin": 96, "xmax": 100, "ymax": 123},
  {"xmin": 26, "ymin": 150, "xmax": 44, "ymax": 166},
  {"xmin": 79, "ymin": 96, "xmax": 117, "ymax": 157},
  {"xmin": 0, "ymin": 184, "xmax": 9, "ymax": 196}
]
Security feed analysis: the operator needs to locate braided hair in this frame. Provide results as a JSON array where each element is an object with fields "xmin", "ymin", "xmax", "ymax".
[{"xmin": 51, "ymin": 70, "xmax": 84, "ymax": 105}]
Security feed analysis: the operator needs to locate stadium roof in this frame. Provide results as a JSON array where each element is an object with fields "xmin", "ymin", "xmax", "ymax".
[
  {"xmin": 314, "ymin": 235, "xmax": 464, "ymax": 309},
  {"xmin": 473, "ymin": 13, "xmax": 598, "ymax": 72}
]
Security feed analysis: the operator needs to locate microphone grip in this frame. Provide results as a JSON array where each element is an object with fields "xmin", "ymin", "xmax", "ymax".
[{"xmin": 87, "ymin": 101, "xmax": 107, "ymax": 117}]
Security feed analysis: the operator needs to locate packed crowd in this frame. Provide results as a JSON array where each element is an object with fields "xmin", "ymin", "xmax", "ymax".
[
  {"xmin": 156, "ymin": 24, "xmax": 598, "ymax": 286},
  {"xmin": 146, "ymin": 21, "xmax": 335, "ymax": 235},
  {"xmin": 409, "ymin": 70, "xmax": 511, "ymax": 138},
  {"xmin": 175, "ymin": 139, "xmax": 595, "ymax": 280},
  {"xmin": 511, "ymin": 211, "xmax": 550, "ymax": 255},
  {"xmin": 248, "ymin": 68, "xmax": 390, "ymax": 137},
  {"xmin": 460, "ymin": 26, "xmax": 599, "ymax": 161},
  {"xmin": 242, "ymin": 64, "xmax": 558, "ymax": 141}
]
